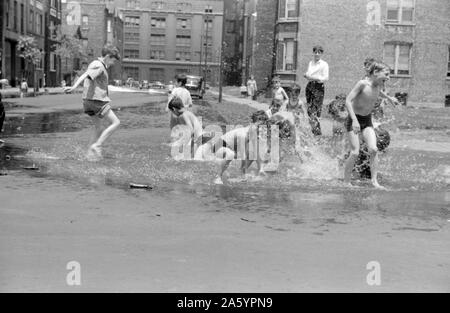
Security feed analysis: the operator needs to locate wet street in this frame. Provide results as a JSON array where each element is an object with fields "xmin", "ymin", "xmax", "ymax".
[{"xmin": 0, "ymin": 91, "xmax": 449, "ymax": 292}]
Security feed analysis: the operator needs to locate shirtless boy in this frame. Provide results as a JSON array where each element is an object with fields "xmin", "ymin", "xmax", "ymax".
[{"xmin": 344, "ymin": 62, "xmax": 391, "ymax": 189}]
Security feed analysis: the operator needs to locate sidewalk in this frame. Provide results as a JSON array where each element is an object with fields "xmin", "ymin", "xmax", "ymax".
[
  {"xmin": 0, "ymin": 86, "xmax": 82, "ymax": 99},
  {"xmin": 208, "ymin": 89, "xmax": 270, "ymax": 111}
]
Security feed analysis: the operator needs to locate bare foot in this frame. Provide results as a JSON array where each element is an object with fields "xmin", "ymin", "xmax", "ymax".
[{"xmin": 87, "ymin": 145, "xmax": 102, "ymax": 161}]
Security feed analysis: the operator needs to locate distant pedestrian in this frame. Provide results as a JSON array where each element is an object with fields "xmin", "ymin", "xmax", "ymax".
[
  {"xmin": 61, "ymin": 80, "xmax": 66, "ymax": 88},
  {"xmin": 247, "ymin": 75, "xmax": 257, "ymax": 100},
  {"xmin": 304, "ymin": 45, "xmax": 329, "ymax": 136},
  {"xmin": 64, "ymin": 44, "xmax": 121, "ymax": 161},
  {"xmin": 240, "ymin": 84, "xmax": 247, "ymax": 97},
  {"xmin": 166, "ymin": 74, "xmax": 193, "ymax": 130},
  {"xmin": 20, "ymin": 78, "xmax": 28, "ymax": 98},
  {"xmin": 0, "ymin": 79, "xmax": 8, "ymax": 144}
]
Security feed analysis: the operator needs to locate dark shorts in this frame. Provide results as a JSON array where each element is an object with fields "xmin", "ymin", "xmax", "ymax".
[
  {"xmin": 346, "ymin": 114, "xmax": 373, "ymax": 132},
  {"xmin": 83, "ymin": 99, "xmax": 111, "ymax": 118}
]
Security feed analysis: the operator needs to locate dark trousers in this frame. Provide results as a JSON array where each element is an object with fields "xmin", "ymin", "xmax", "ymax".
[
  {"xmin": 305, "ymin": 81, "xmax": 325, "ymax": 136},
  {"xmin": 0, "ymin": 103, "xmax": 4, "ymax": 133}
]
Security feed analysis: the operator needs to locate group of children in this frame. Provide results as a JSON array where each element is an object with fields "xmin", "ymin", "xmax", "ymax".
[{"xmin": 59, "ymin": 44, "xmax": 397, "ymax": 189}]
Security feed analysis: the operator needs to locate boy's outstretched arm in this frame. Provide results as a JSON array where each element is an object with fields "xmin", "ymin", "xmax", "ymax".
[
  {"xmin": 379, "ymin": 90, "xmax": 400, "ymax": 106},
  {"xmin": 345, "ymin": 81, "xmax": 364, "ymax": 133},
  {"xmin": 64, "ymin": 72, "xmax": 88, "ymax": 93}
]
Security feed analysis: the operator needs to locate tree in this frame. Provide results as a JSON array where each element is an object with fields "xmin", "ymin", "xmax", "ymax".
[
  {"xmin": 17, "ymin": 35, "xmax": 43, "ymax": 96},
  {"xmin": 53, "ymin": 35, "xmax": 88, "ymax": 84}
]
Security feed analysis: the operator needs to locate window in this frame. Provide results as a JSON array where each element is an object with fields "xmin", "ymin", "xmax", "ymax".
[
  {"xmin": 14, "ymin": 1, "xmax": 18, "ymax": 31},
  {"xmin": 279, "ymin": 0, "xmax": 299, "ymax": 19},
  {"xmin": 205, "ymin": 5, "xmax": 213, "ymax": 13},
  {"xmin": 124, "ymin": 31, "xmax": 140, "ymax": 41},
  {"xmin": 276, "ymin": 39, "xmax": 297, "ymax": 71},
  {"xmin": 386, "ymin": 0, "xmax": 415, "ymax": 24},
  {"xmin": 49, "ymin": 21, "xmax": 55, "ymax": 39},
  {"xmin": 177, "ymin": 18, "xmax": 190, "ymax": 29},
  {"xmin": 124, "ymin": 49, "xmax": 140, "ymax": 59},
  {"xmin": 51, "ymin": 0, "xmax": 56, "ymax": 8},
  {"xmin": 82, "ymin": 15, "xmax": 89, "ymax": 29},
  {"xmin": 29, "ymin": 9, "xmax": 34, "ymax": 31},
  {"xmin": 126, "ymin": 0, "xmax": 139, "ymax": 8},
  {"xmin": 176, "ymin": 35, "xmax": 191, "ymax": 47},
  {"xmin": 447, "ymin": 46, "xmax": 450, "ymax": 78},
  {"xmin": 151, "ymin": 1, "xmax": 165, "ymax": 10},
  {"xmin": 36, "ymin": 13, "xmax": 42, "ymax": 35},
  {"xmin": 151, "ymin": 17, "xmax": 166, "ymax": 28},
  {"xmin": 149, "ymin": 68, "xmax": 165, "ymax": 82},
  {"xmin": 124, "ymin": 16, "xmax": 140, "ymax": 27},
  {"xmin": 204, "ymin": 18, "xmax": 213, "ymax": 30},
  {"xmin": 175, "ymin": 52, "xmax": 191, "ymax": 61},
  {"xmin": 176, "ymin": 68, "xmax": 190, "ymax": 75},
  {"xmin": 124, "ymin": 67, "xmax": 139, "ymax": 80},
  {"xmin": 150, "ymin": 50, "xmax": 165, "ymax": 60},
  {"xmin": 384, "ymin": 43, "xmax": 411, "ymax": 75},
  {"xmin": 176, "ymin": 3, "xmax": 191, "ymax": 12},
  {"xmin": 50, "ymin": 52, "xmax": 56, "ymax": 71},
  {"xmin": 150, "ymin": 34, "xmax": 165, "ymax": 45},
  {"xmin": 20, "ymin": 4, "xmax": 24, "ymax": 34}
]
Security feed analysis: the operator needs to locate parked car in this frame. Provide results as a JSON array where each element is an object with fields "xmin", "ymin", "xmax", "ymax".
[
  {"xmin": 149, "ymin": 81, "xmax": 165, "ymax": 89},
  {"xmin": 140, "ymin": 80, "xmax": 149, "ymax": 89},
  {"xmin": 185, "ymin": 75, "xmax": 205, "ymax": 99}
]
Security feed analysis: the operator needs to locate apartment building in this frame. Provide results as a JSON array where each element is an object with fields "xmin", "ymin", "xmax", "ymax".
[
  {"xmin": 113, "ymin": 0, "xmax": 224, "ymax": 85},
  {"xmin": 1, "ymin": 0, "xmax": 62, "ymax": 87}
]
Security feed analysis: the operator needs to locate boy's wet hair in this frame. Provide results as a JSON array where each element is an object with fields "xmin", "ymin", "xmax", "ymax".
[
  {"xmin": 290, "ymin": 84, "xmax": 301, "ymax": 95},
  {"xmin": 102, "ymin": 44, "xmax": 121, "ymax": 60},
  {"xmin": 251, "ymin": 110, "xmax": 269, "ymax": 124},
  {"xmin": 175, "ymin": 74, "xmax": 187, "ymax": 86},
  {"xmin": 313, "ymin": 45, "xmax": 324, "ymax": 53},
  {"xmin": 364, "ymin": 57, "xmax": 376, "ymax": 68},
  {"xmin": 368, "ymin": 61, "xmax": 390, "ymax": 75},
  {"xmin": 168, "ymin": 96, "xmax": 184, "ymax": 111}
]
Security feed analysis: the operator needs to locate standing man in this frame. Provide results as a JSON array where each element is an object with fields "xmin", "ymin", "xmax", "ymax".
[{"xmin": 304, "ymin": 45, "xmax": 329, "ymax": 136}]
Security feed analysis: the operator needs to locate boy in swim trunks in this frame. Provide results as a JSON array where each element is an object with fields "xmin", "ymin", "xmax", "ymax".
[
  {"xmin": 344, "ymin": 61, "xmax": 391, "ymax": 189},
  {"xmin": 64, "ymin": 45, "xmax": 121, "ymax": 160}
]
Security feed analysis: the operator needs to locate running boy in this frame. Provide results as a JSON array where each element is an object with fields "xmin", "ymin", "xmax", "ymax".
[
  {"xmin": 64, "ymin": 44, "xmax": 121, "ymax": 160},
  {"xmin": 344, "ymin": 61, "xmax": 391, "ymax": 189}
]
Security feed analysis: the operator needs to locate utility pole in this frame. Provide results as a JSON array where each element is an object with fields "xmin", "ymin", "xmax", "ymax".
[
  {"xmin": 204, "ymin": 13, "xmax": 209, "ymax": 87},
  {"xmin": 218, "ymin": 0, "xmax": 226, "ymax": 103}
]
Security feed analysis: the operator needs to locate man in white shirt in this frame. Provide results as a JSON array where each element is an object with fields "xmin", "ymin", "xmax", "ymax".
[{"xmin": 304, "ymin": 45, "xmax": 329, "ymax": 136}]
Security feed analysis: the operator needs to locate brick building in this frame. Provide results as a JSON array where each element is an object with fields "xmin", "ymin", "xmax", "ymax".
[
  {"xmin": 61, "ymin": 0, "xmax": 123, "ymax": 84},
  {"xmin": 221, "ymin": 0, "xmax": 278, "ymax": 92},
  {"xmin": 277, "ymin": 0, "xmax": 450, "ymax": 105},
  {"xmin": 1, "ymin": 0, "xmax": 62, "ymax": 88},
  {"xmin": 241, "ymin": 0, "xmax": 277, "ymax": 92},
  {"xmin": 222, "ymin": 0, "xmax": 244, "ymax": 86},
  {"xmin": 110, "ymin": 0, "xmax": 224, "ymax": 86}
]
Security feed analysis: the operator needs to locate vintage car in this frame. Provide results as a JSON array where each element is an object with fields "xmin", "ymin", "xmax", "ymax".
[{"xmin": 185, "ymin": 75, "xmax": 205, "ymax": 99}]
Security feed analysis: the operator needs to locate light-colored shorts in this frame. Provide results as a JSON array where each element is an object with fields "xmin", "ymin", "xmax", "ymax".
[{"xmin": 83, "ymin": 99, "xmax": 111, "ymax": 118}]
